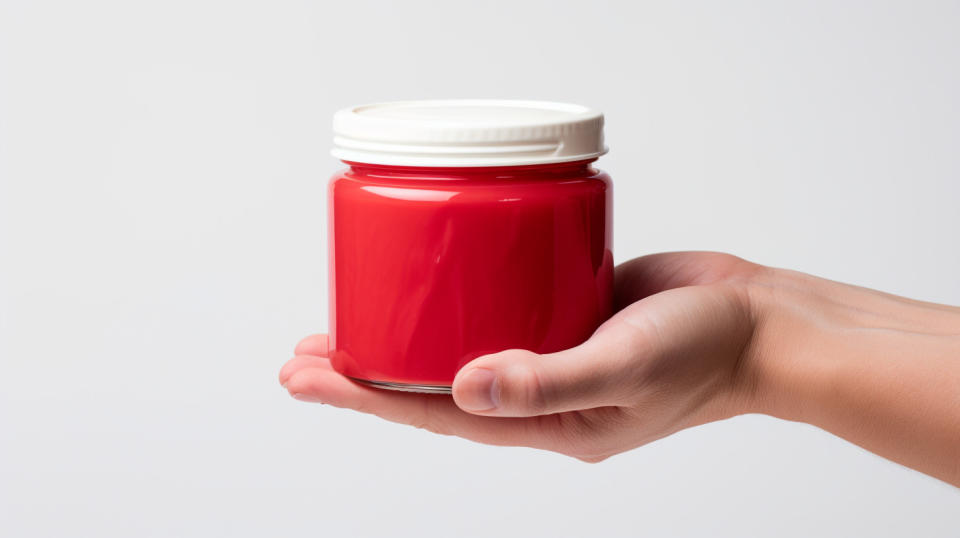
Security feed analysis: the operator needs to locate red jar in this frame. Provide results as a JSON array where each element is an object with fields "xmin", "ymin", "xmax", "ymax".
[{"xmin": 328, "ymin": 100, "xmax": 613, "ymax": 393}]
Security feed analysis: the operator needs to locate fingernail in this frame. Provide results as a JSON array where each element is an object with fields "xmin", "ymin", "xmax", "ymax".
[
  {"xmin": 292, "ymin": 393, "xmax": 324, "ymax": 403},
  {"xmin": 457, "ymin": 368, "xmax": 500, "ymax": 411}
]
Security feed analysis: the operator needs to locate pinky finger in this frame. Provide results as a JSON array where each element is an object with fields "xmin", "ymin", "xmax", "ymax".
[{"xmin": 294, "ymin": 334, "xmax": 329, "ymax": 356}]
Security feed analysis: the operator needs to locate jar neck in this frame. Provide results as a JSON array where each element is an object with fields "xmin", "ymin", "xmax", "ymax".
[{"xmin": 343, "ymin": 159, "xmax": 598, "ymax": 180}]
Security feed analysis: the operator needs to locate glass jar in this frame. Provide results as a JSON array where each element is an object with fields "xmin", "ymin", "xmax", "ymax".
[{"xmin": 328, "ymin": 100, "xmax": 613, "ymax": 393}]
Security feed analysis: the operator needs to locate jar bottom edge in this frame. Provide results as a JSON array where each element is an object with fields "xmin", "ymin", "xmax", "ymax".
[{"xmin": 347, "ymin": 376, "xmax": 453, "ymax": 395}]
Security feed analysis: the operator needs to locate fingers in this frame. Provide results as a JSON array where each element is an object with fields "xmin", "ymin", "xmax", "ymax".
[
  {"xmin": 282, "ymin": 362, "xmax": 572, "ymax": 451},
  {"xmin": 294, "ymin": 334, "xmax": 329, "ymax": 356},
  {"xmin": 452, "ymin": 313, "xmax": 657, "ymax": 417},
  {"xmin": 279, "ymin": 334, "xmax": 331, "ymax": 386},
  {"xmin": 279, "ymin": 355, "xmax": 330, "ymax": 386}
]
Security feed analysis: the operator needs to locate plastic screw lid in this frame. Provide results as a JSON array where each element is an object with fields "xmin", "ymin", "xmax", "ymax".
[{"xmin": 331, "ymin": 99, "xmax": 607, "ymax": 167}]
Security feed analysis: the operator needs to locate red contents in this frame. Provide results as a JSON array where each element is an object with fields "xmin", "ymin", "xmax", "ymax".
[{"xmin": 329, "ymin": 160, "xmax": 613, "ymax": 387}]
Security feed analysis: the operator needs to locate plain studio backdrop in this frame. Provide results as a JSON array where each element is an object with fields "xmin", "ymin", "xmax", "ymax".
[{"xmin": 1, "ymin": 0, "xmax": 959, "ymax": 536}]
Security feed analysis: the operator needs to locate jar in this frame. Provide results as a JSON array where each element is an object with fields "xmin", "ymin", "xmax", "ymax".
[{"xmin": 328, "ymin": 100, "xmax": 613, "ymax": 393}]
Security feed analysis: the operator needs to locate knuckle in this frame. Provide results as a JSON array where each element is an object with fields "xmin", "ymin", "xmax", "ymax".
[
  {"xmin": 697, "ymin": 252, "xmax": 761, "ymax": 284},
  {"xmin": 508, "ymin": 359, "xmax": 549, "ymax": 414}
]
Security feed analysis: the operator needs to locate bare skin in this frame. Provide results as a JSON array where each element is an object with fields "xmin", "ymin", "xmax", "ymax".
[{"xmin": 279, "ymin": 252, "xmax": 960, "ymax": 486}]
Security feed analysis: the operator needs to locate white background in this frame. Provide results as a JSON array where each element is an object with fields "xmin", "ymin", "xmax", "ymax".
[{"xmin": 2, "ymin": 0, "xmax": 959, "ymax": 536}]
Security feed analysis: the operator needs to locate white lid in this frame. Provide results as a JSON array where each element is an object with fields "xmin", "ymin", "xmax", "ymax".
[{"xmin": 331, "ymin": 99, "xmax": 607, "ymax": 167}]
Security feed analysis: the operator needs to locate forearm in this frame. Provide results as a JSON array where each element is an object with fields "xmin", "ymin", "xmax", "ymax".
[{"xmin": 745, "ymin": 269, "xmax": 960, "ymax": 486}]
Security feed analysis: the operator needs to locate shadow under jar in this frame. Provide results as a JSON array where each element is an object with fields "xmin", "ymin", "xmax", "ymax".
[{"xmin": 328, "ymin": 100, "xmax": 613, "ymax": 393}]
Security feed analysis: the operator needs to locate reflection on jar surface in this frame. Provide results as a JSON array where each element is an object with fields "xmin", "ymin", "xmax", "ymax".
[{"xmin": 329, "ymin": 161, "xmax": 613, "ymax": 391}]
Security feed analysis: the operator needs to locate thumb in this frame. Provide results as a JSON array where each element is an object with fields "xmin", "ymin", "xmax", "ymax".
[{"xmin": 451, "ymin": 317, "xmax": 656, "ymax": 417}]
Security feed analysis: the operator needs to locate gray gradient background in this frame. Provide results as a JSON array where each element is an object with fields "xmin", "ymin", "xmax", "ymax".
[{"xmin": 1, "ymin": 1, "xmax": 959, "ymax": 536}]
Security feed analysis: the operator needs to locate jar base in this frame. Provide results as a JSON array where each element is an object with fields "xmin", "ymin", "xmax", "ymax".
[{"xmin": 348, "ymin": 376, "xmax": 452, "ymax": 395}]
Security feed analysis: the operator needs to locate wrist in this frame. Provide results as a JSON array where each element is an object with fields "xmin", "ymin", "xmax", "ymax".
[
  {"xmin": 730, "ymin": 266, "xmax": 854, "ymax": 422},
  {"xmin": 734, "ymin": 267, "xmax": 960, "ymax": 484}
]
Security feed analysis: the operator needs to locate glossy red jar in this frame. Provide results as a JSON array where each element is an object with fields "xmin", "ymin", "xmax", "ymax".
[{"xmin": 328, "ymin": 100, "xmax": 612, "ymax": 392}]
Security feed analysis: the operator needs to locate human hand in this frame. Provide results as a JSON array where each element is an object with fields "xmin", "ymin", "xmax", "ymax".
[
  {"xmin": 279, "ymin": 252, "xmax": 763, "ymax": 462},
  {"xmin": 280, "ymin": 251, "xmax": 960, "ymax": 485}
]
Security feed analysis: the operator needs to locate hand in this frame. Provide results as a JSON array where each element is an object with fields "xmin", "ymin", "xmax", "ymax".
[
  {"xmin": 280, "ymin": 252, "xmax": 960, "ymax": 485},
  {"xmin": 279, "ymin": 252, "xmax": 763, "ymax": 462}
]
